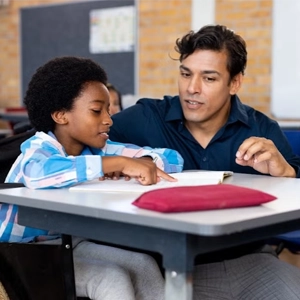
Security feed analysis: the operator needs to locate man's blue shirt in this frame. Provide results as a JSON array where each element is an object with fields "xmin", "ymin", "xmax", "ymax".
[{"xmin": 110, "ymin": 95, "xmax": 300, "ymax": 177}]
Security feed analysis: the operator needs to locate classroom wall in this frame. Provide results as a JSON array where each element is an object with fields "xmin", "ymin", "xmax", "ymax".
[{"xmin": 0, "ymin": 0, "xmax": 274, "ymax": 116}]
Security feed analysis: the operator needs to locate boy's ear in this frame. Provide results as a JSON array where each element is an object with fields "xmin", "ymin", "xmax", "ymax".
[
  {"xmin": 51, "ymin": 111, "xmax": 68, "ymax": 125},
  {"xmin": 229, "ymin": 72, "xmax": 243, "ymax": 95}
]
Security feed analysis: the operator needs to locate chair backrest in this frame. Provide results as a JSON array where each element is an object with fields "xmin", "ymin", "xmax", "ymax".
[
  {"xmin": 0, "ymin": 130, "xmax": 35, "ymax": 183},
  {"xmin": 283, "ymin": 130, "xmax": 300, "ymax": 156}
]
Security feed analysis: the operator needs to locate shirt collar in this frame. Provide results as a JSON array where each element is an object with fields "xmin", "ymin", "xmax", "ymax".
[
  {"xmin": 164, "ymin": 94, "xmax": 251, "ymax": 128},
  {"xmin": 227, "ymin": 95, "xmax": 251, "ymax": 128},
  {"xmin": 164, "ymin": 95, "xmax": 184, "ymax": 122}
]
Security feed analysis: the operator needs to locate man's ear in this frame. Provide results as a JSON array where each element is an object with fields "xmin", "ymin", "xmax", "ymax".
[
  {"xmin": 51, "ymin": 111, "xmax": 68, "ymax": 125},
  {"xmin": 229, "ymin": 73, "xmax": 243, "ymax": 95}
]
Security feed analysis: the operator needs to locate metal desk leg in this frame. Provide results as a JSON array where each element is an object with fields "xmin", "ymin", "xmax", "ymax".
[
  {"xmin": 61, "ymin": 234, "xmax": 77, "ymax": 300},
  {"xmin": 165, "ymin": 270, "xmax": 193, "ymax": 300}
]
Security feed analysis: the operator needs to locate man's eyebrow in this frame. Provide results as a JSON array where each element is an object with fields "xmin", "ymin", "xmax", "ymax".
[
  {"xmin": 179, "ymin": 65, "xmax": 220, "ymax": 76},
  {"xmin": 201, "ymin": 70, "xmax": 221, "ymax": 76},
  {"xmin": 179, "ymin": 65, "xmax": 190, "ymax": 72}
]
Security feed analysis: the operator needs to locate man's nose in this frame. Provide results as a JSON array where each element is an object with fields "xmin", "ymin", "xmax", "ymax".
[{"xmin": 187, "ymin": 77, "xmax": 201, "ymax": 94}]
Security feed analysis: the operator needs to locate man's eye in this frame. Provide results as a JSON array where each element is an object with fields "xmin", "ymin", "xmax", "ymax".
[
  {"xmin": 205, "ymin": 77, "xmax": 215, "ymax": 82},
  {"xmin": 92, "ymin": 109, "xmax": 101, "ymax": 113},
  {"xmin": 180, "ymin": 72, "xmax": 190, "ymax": 78}
]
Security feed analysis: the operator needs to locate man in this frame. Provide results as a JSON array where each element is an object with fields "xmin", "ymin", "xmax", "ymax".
[{"xmin": 110, "ymin": 25, "xmax": 300, "ymax": 299}]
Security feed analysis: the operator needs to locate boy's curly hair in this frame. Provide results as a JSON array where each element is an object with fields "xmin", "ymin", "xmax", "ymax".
[{"xmin": 24, "ymin": 56, "xmax": 108, "ymax": 132}]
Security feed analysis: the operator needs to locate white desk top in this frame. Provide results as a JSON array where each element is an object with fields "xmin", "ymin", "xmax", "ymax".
[{"xmin": 0, "ymin": 173, "xmax": 299, "ymax": 236}]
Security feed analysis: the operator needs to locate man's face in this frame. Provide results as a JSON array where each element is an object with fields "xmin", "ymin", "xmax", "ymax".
[{"xmin": 178, "ymin": 49, "xmax": 241, "ymax": 129}]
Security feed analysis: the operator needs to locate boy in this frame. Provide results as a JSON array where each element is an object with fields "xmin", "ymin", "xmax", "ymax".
[{"xmin": 3, "ymin": 56, "xmax": 183, "ymax": 300}]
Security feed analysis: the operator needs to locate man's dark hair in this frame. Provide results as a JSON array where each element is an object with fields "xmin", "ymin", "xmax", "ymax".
[
  {"xmin": 175, "ymin": 24, "xmax": 247, "ymax": 79},
  {"xmin": 24, "ymin": 56, "xmax": 108, "ymax": 132}
]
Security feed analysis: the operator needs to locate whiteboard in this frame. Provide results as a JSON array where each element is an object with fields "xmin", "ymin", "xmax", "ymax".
[{"xmin": 271, "ymin": 0, "xmax": 300, "ymax": 119}]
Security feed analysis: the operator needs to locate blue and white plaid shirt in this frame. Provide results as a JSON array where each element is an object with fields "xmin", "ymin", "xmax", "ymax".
[{"xmin": 1, "ymin": 131, "xmax": 183, "ymax": 242}]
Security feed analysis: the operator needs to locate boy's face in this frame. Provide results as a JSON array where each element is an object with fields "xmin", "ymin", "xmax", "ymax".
[{"xmin": 54, "ymin": 81, "xmax": 112, "ymax": 154}]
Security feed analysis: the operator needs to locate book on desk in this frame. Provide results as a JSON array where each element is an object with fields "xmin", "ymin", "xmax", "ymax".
[{"xmin": 69, "ymin": 171, "xmax": 233, "ymax": 193}]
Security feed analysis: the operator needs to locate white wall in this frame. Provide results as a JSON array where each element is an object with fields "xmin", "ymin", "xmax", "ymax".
[
  {"xmin": 271, "ymin": 0, "xmax": 300, "ymax": 119},
  {"xmin": 191, "ymin": 0, "xmax": 215, "ymax": 31}
]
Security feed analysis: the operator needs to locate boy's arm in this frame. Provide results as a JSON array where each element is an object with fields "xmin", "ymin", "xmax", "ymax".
[
  {"xmin": 8, "ymin": 133, "xmax": 183, "ymax": 189},
  {"xmin": 15, "ymin": 149, "xmax": 176, "ymax": 189},
  {"xmin": 15, "ymin": 149, "xmax": 103, "ymax": 189},
  {"xmin": 102, "ymin": 140, "xmax": 184, "ymax": 173}
]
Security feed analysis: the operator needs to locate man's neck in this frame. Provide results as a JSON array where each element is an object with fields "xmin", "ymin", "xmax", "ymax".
[{"xmin": 184, "ymin": 103, "xmax": 231, "ymax": 149}]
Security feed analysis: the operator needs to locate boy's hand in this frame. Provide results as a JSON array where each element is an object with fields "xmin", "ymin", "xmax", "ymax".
[
  {"xmin": 155, "ymin": 168, "xmax": 177, "ymax": 184},
  {"xmin": 99, "ymin": 156, "xmax": 177, "ymax": 185},
  {"xmin": 101, "ymin": 156, "xmax": 177, "ymax": 185},
  {"xmin": 122, "ymin": 157, "xmax": 177, "ymax": 185},
  {"xmin": 99, "ymin": 172, "xmax": 130, "ymax": 181}
]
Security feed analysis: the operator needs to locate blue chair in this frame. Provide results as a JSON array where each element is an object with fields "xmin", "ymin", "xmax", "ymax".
[
  {"xmin": 283, "ymin": 130, "xmax": 300, "ymax": 156},
  {"xmin": 271, "ymin": 231, "xmax": 300, "ymax": 254},
  {"xmin": 269, "ymin": 130, "xmax": 300, "ymax": 254}
]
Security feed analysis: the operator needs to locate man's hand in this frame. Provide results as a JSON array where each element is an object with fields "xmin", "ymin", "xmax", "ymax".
[{"xmin": 235, "ymin": 137, "xmax": 296, "ymax": 177}]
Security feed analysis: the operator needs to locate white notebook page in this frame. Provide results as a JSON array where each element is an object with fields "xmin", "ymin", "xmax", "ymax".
[{"xmin": 69, "ymin": 171, "xmax": 233, "ymax": 193}]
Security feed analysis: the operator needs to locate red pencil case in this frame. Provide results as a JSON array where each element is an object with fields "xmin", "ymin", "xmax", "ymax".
[{"xmin": 132, "ymin": 184, "xmax": 277, "ymax": 213}]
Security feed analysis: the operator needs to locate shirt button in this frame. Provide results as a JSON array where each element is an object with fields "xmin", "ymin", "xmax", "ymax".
[{"xmin": 202, "ymin": 157, "xmax": 207, "ymax": 162}]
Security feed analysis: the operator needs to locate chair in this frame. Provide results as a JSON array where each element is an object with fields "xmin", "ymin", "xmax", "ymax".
[
  {"xmin": 0, "ymin": 130, "xmax": 35, "ymax": 183},
  {"xmin": 269, "ymin": 231, "xmax": 300, "ymax": 255},
  {"xmin": 268, "ymin": 130, "xmax": 300, "ymax": 255},
  {"xmin": 13, "ymin": 121, "xmax": 33, "ymax": 135},
  {"xmin": 0, "ymin": 131, "xmax": 87, "ymax": 300},
  {"xmin": 283, "ymin": 130, "xmax": 300, "ymax": 156},
  {"xmin": 0, "ymin": 107, "xmax": 29, "ymax": 132}
]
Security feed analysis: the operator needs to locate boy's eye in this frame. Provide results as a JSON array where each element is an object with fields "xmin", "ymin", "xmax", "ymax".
[{"xmin": 91, "ymin": 109, "xmax": 101, "ymax": 113}]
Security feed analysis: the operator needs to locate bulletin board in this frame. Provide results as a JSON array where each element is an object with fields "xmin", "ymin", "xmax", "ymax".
[{"xmin": 20, "ymin": 0, "xmax": 136, "ymax": 100}]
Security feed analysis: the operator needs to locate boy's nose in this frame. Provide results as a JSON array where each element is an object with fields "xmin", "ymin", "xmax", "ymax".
[{"xmin": 102, "ymin": 113, "xmax": 113, "ymax": 127}]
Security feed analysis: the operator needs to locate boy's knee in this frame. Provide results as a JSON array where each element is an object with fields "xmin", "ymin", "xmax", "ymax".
[
  {"xmin": 103, "ymin": 263, "xmax": 131, "ymax": 281},
  {"xmin": 134, "ymin": 252, "xmax": 158, "ymax": 269},
  {"xmin": 75, "ymin": 259, "xmax": 133, "ymax": 298}
]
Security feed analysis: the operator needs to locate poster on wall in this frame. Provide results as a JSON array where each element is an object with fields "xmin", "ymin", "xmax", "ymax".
[{"xmin": 89, "ymin": 6, "xmax": 135, "ymax": 54}]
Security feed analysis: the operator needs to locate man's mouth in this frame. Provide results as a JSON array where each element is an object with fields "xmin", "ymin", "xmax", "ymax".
[
  {"xmin": 186, "ymin": 100, "xmax": 200, "ymax": 105},
  {"xmin": 185, "ymin": 99, "xmax": 204, "ymax": 108}
]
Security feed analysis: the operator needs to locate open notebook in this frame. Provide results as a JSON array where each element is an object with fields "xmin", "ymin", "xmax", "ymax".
[{"xmin": 69, "ymin": 171, "xmax": 233, "ymax": 193}]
